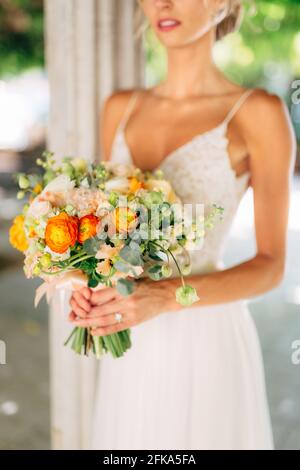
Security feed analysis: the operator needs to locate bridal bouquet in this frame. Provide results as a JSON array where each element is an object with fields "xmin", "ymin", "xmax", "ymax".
[{"xmin": 9, "ymin": 151, "xmax": 223, "ymax": 359}]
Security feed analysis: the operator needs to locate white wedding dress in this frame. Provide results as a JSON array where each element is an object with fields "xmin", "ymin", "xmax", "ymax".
[{"xmin": 90, "ymin": 88, "xmax": 274, "ymax": 450}]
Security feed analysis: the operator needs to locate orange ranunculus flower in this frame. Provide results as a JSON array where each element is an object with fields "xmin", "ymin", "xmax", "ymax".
[
  {"xmin": 9, "ymin": 215, "xmax": 29, "ymax": 252},
  {"xmin": 113, "ymin": 207, "xmax": 138, "ymax": 234},
  {"xmin": 78, "ymin": 214, "xmax": 99, "ymax": 244},
  {"xmin": 128, "ymin": 176, "xmax": 145, "ymax": 193},
  {"xmin": 45, "ymin": 212, "xmax": 78, "ymax": 253}
]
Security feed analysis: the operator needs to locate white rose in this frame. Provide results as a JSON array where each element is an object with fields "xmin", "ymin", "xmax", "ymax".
[
  {"xmin": 104, "ymin": 177, "xmax": 130, "ymax": 193},
  {"xmin": 42, "ymin": 175, "xmax": 75, "ymax": 194}
]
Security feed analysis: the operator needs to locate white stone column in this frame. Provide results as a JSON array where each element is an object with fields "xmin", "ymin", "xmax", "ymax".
[{"xmin": 45, "ymin": 0, "xmax": 145, "ymax": 450}]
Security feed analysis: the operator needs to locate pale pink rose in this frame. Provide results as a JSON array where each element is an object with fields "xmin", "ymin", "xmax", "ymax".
[
  {"xmin": 68, "ymin": 188, "xmax": 106, "ymax": 218},
  {"xmin": 38, "ymin": 192, "xmax": 66, "ymax": 208},
  {"xmin": 96, "ymin": 201, "xmax": 111, "ymax": 218},
  {"xmin": 27, "ymin": 198, "xmax": 52, "ymax": 218}
]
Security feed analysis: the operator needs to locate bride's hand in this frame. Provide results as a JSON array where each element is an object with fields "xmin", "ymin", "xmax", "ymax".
[{"xmin": 68, "ymin": 279, "xmax": 180, "ymax": 336}]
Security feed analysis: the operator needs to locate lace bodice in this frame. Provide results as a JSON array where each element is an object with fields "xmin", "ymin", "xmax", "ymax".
[{"xmin": 109, "ymin": 89, "xmax": 254, "ymax": 276}]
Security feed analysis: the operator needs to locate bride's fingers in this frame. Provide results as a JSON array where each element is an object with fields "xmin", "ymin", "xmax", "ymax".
[
  {"xmin": 79, "ymin": 287, "xmax": 92, "ymax": 300},
  {"xmin": 70, "ymin": 298, "xmax": 88, "ymax": 318},
  {"xmin": 68, "ymin": 311, "xmax": 77, "ymax": 322},
  {"xmin": 71, "ymin": 300, "xmax": 127, "ymax": 327},
  {"xmin": 88, "ymin": 299, "xmax": 129, "ymax": 318},
  {"xmin": 90, "ymin": 287, "xmax": 120, "ymax": 306},
  {"xmin": 72, "ymin": 291, "xmax": 91, "ymax": 313}
]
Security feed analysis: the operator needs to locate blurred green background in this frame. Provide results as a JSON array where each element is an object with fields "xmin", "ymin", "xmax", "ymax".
[{"xmin": 0, "ymin": 0, "xmax": 44, "ymax": 77}]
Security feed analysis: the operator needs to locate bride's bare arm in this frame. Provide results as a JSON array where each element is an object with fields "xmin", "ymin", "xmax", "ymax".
[
  {"xmin": 69, "ymin": 90, "xmax": 296, "ymax": 335},
  {"xmin": 167, "ymin": 90, "xmax": 296, "ymax": 306}
]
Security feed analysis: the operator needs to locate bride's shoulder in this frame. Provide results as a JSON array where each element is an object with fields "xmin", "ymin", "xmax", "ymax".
[
  {"xmin": 239, "ymin": 87, "xmax": 295, "ymax": 165},
  {"xmin": 100, "ymin": 88, "xmax": 141, "ymax": 161},
  {"xmin": 242, "ymin": 87, "xmax": 288, "ymax": 120},
  {"xmin": 103, "ymin": 87, "xmax": 142, "ymax": 114},
  {"xmin": 100, "ymin": 87, "xmax": 141, "ymax": 131},
  {"xmin": 246, "ymin": 86, "xmax": 285, "ymax": 108},
  {"xmin": 239, "ymin": 87, "xmax": 292, "ymax": 136}
]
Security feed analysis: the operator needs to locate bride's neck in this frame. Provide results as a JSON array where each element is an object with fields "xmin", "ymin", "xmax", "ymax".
[{"xmin": 155, "ymin": 32, "xmax": 223, "ymax": 100}]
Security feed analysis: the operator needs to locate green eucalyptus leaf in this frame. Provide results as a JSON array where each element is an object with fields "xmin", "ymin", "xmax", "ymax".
[
  {"xmin": 83, "ymin": 237, "xmax": 100, "ymax": 255},
  {"xmin": 129, "ymin": 231, "xmax": 143, "ymax": 244},
  {"xmin": 116, "ymin": 279, "xmax": 135, "ymax": 296},
  {"xmin": 119, "ymin": 244, "xmax": 143, "ymax": 266},
  {"xmin": 148, "ymin": 264, "xmax": 162, "ymax": 274},
  {"xmin": 147, "ymin": 264, "xmax": 163, "ymax": 280},
  {"xmin": 114, "ymin": 260, "xmax": 132, "ymax": 273},
  {"xmin": 154, "ymin": 250, "xmax": 168, "ymax": 262}
]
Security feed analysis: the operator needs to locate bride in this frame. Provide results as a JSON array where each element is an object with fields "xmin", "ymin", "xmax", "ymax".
[{"xmin": 69, "ymin": 0, "xmax": 295, "ymax": 450}]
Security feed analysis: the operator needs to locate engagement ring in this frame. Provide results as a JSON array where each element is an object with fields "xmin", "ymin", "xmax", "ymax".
[{"xmin": 115, "ymin": 312, "xmax": 122, "ymax": 323}]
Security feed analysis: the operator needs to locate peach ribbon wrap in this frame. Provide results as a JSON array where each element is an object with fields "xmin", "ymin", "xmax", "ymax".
[{"xmin": 34, "ymin": 270, "xmax": 105, "ymax": 308}]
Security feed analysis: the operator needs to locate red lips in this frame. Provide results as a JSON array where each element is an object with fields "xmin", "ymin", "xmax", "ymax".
[{"xmin": 157, "ymin": 18, "xmax": 181, "ymax": 31}]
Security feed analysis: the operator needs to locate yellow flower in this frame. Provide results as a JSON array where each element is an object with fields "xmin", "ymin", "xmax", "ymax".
[
  {"xmin": 33, "ymin": 183, "xmax": 43, "ymax": 195},
  {"xmin": 128, "ymin": 176, "xmax": 145, "ymax": 193},
  {"xmin": 72, "ymin": 158, "xmax": 87, "ymax": 172},
  {"xmin": 28, "ymin": 227, "xmax": 37, "ymax": 238},
  {"xmin": 144, "ymin": 179, "xmax": 180, "ymax": 204},
  {"xmin": 9, "ymin": 215, "xmax": 29, "ymax": 252},
  {"xmin": 113, "ymin": 207, "xmax": 138, "ymax": 234}
]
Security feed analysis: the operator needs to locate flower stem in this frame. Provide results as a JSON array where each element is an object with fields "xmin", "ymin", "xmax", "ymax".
[
  {"xmin": 41, "ymin": 254, "xmax": 93, "ymax": 276},
  {"xmin": 167, "ymin": 248, "xmax": 185, "ymax": 286},
  {"xmin": 152, "ymin": 241, "xmax": 185, "ymax": 286},
  {"xmin": 68, "ymin": 254, "xmax": 93, "ymax": 268}
]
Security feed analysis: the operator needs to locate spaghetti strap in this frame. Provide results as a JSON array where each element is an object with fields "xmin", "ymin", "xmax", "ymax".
[
  {"xmin": 118, "ymin": 90, "xmax": 140, "ymax": 131},
  {"xmin": 222, "ymin": 88, "xmax": 254, "ymax": 125}
]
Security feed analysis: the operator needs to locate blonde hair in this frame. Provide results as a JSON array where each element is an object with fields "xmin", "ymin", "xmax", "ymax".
[
  {"xmin": 216, "ymin": 0, "xmax": 243, "ymax": 41},
  {"xmin": 134, "ymin": 1, "xmax": 255, "ymax": 42}
]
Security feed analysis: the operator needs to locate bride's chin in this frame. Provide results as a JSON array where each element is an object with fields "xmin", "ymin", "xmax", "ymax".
[
  {"xmin": 156, "ymin": 36, "xmax": 190, "ymax": 50},
  {"xmin": 155, "ymin": 31, "xmax": 210, "ymax": 50}
]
